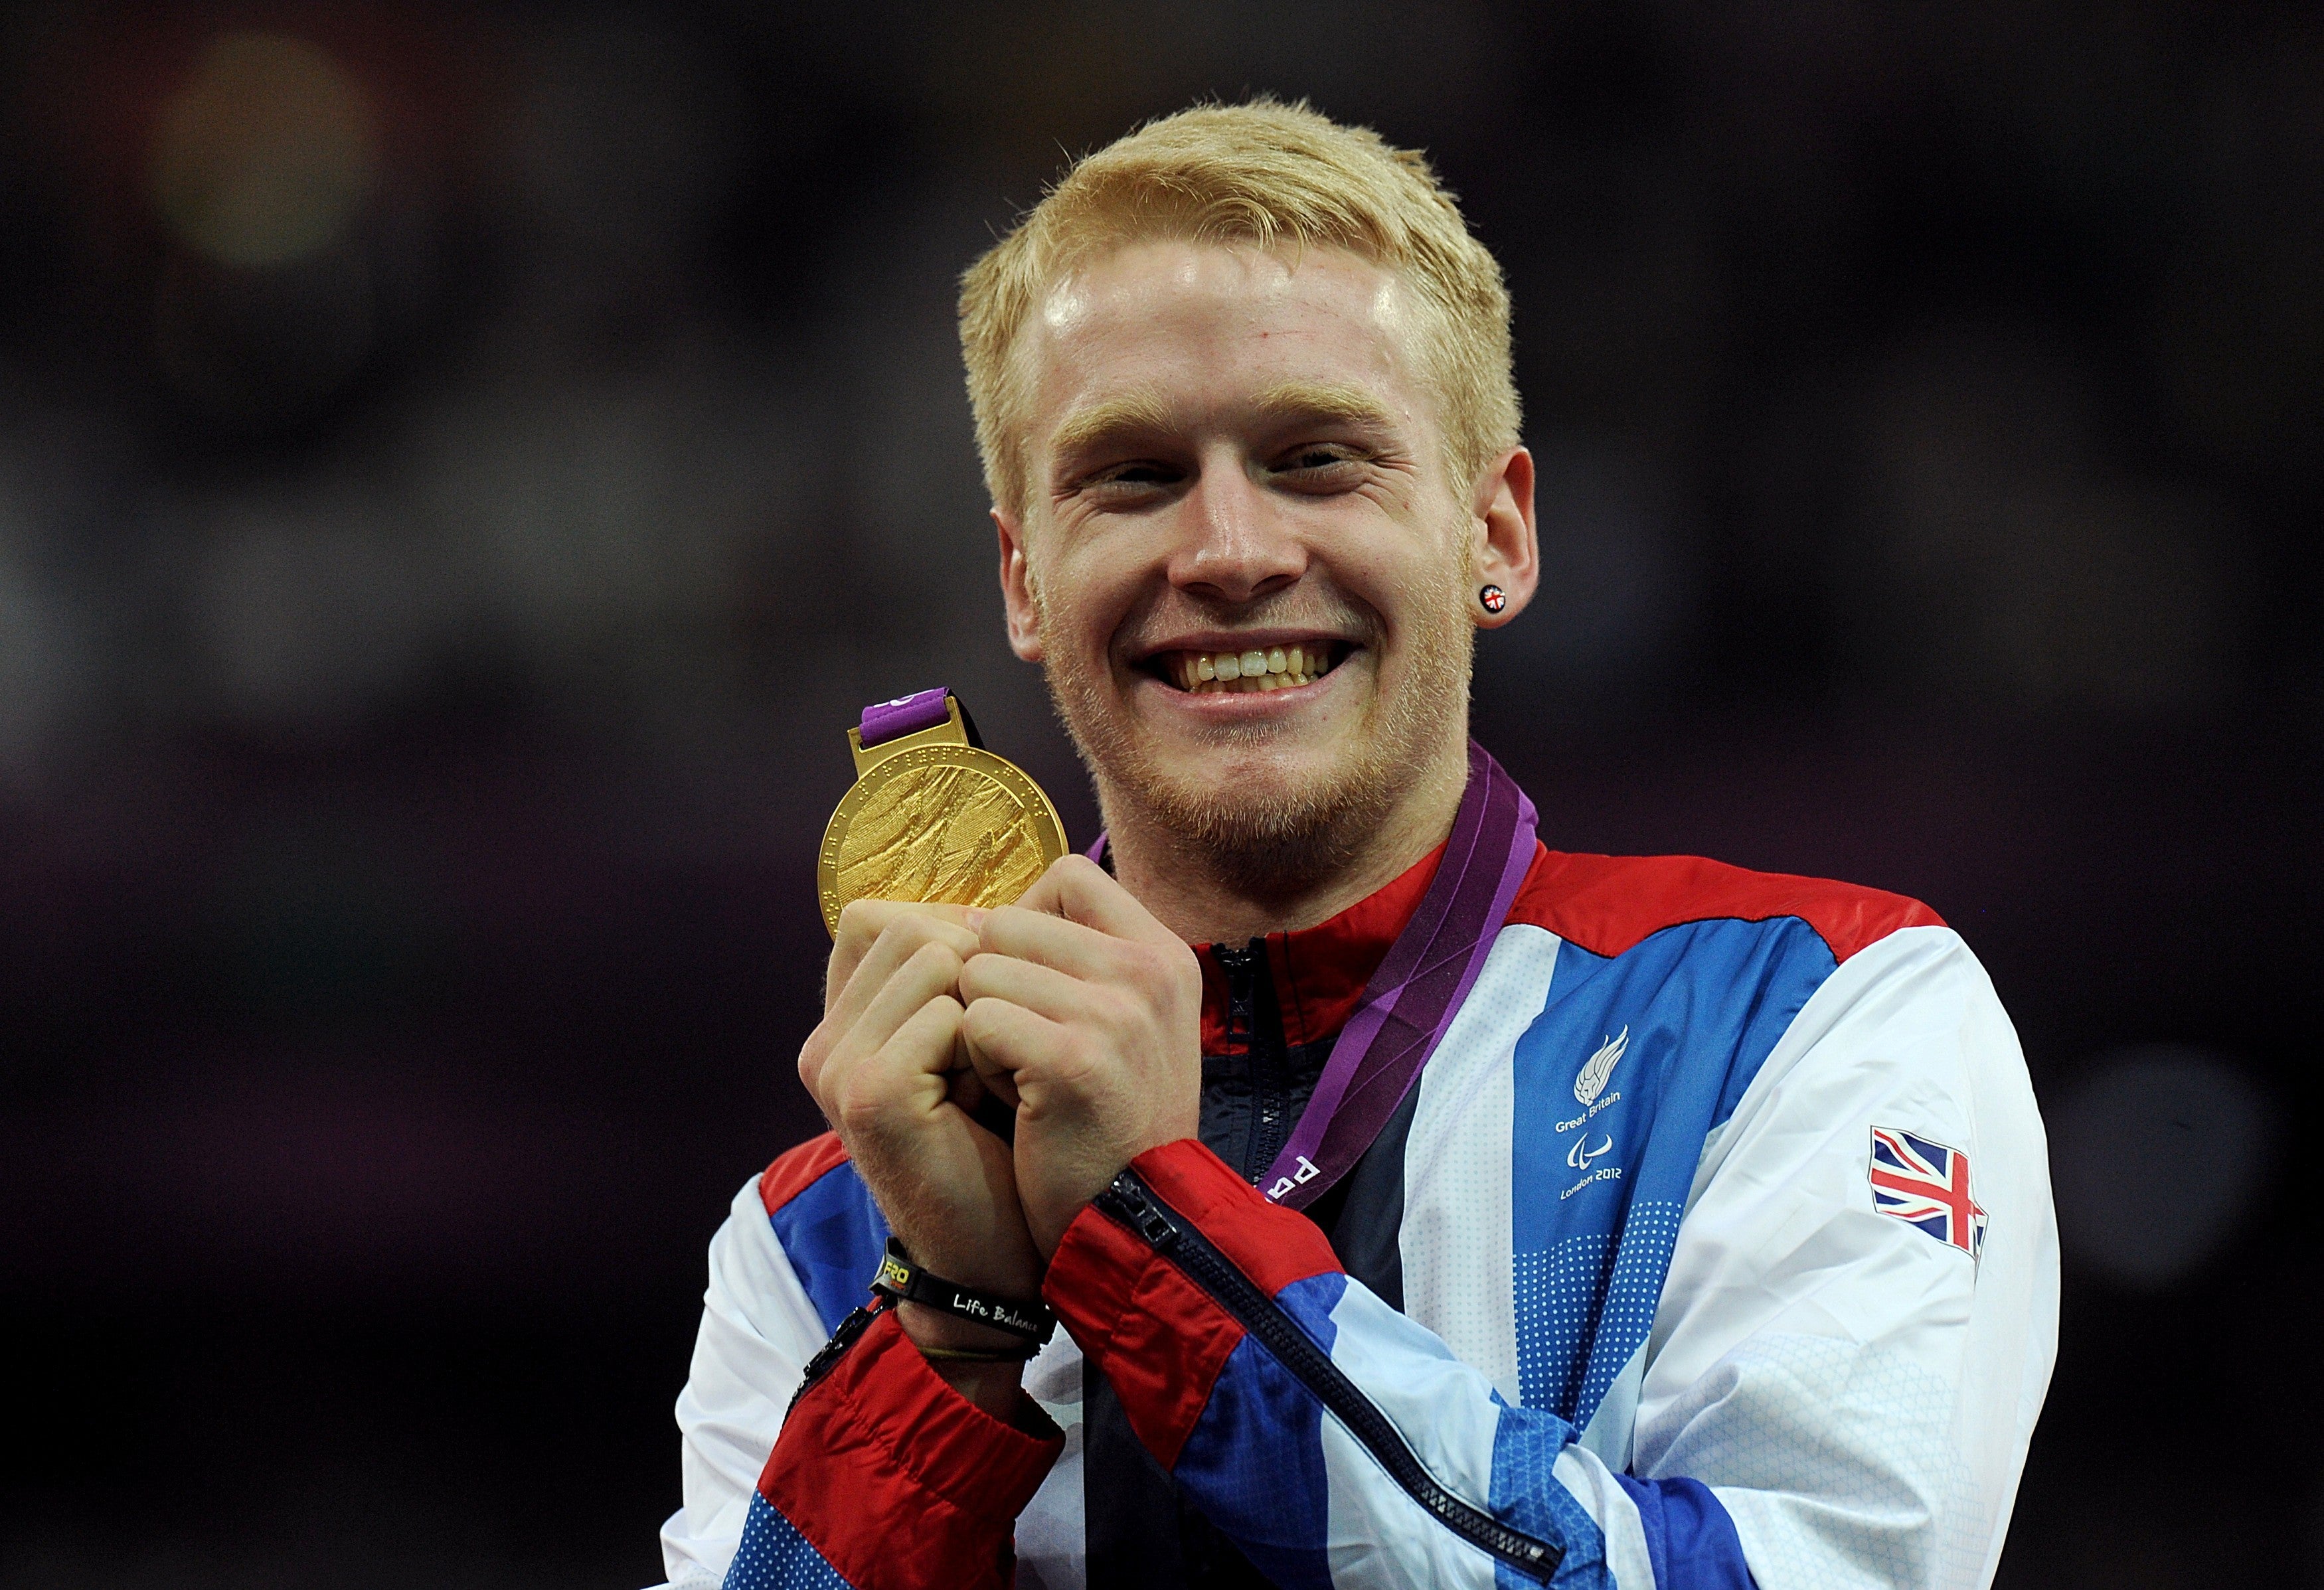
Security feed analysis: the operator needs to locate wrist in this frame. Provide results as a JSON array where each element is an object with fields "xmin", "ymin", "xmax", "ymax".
[
  {"xmin": 925, "ymin": 1354, "xmax": 1027, "ymax": 1421},
  {"xmin": 896, "ymin": 1302, "xmax": 1029, "ymax": 1419},
  {"xmin": 882, "ymin": 1224, "xmax": 1042, "ymax": 1305},
  {"xmin": 1029, "ymin": 1133, "xmax": 1196, "ymax": 1257},
  {"xmin": 874, "ymin": 1237, "xmax": 1055, "ymax": 1350}
]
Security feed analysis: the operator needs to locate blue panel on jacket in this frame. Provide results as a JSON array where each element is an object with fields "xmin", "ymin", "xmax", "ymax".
[
  {"xmin": 1509, "ymin": 916, "xmax": 1837, "ymax": 1422},
  {"xmin": 766, "ymin": 1163, "xmax": 890, "ymax": 1336},
  {"xmin": 1612, "ymin": 1473, "xmax": 1758, "ymax": 1590},
  {"xmin": 724, "ymin": 1491, "xmax": 852, "ymax": 1589},
  {"xmin": 1490, "ymin": 1399, "xmax": 1612, "ymax": 1590},
  {"xmin": 1169, "ymin": 1270, "xmax": 1344, "ymax": 1590}
]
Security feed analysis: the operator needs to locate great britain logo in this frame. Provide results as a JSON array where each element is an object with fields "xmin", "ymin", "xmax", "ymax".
[
  {"xmin": 1574, "ymin": 1026, "xmax": 1629, "ymax": 1106},
  {"xmin": 1556, "ymin": 1025, "xmax": 1631, "ymax": 1138},
  {"xmin": 1556, "ymin": 1026, "xmax": 1632, "ymax": 1196}
]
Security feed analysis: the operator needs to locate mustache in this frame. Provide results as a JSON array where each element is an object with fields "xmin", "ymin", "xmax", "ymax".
[{"xmin": 1118, "ymin": 594, "xmax": 1383, "ymax": 655}]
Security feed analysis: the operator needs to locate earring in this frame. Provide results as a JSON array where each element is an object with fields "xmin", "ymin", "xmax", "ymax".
[{"xmin": 1479, "ymin": 584, "xmax": 1506, "ymax": 614}]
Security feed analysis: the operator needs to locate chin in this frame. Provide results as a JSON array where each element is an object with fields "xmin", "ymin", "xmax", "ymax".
[
  {"xmin": 1137, "ymin": 767, "xmax": 1384, "ymax": 898},
  {"xmin": 1058, "ymin": 678, "xmax": 1431, "ymax": 900}
]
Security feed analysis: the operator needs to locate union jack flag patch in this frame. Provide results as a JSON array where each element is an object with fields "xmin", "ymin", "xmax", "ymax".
[{"xmin": 1870, "ymin": 1127, "xmax": 1988, "ymax": 1260}]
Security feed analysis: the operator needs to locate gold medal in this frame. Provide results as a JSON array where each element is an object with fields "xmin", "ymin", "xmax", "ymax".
[{"xmin": 817, "ymin": 690, "xmax": 1069, "ymax": 936}]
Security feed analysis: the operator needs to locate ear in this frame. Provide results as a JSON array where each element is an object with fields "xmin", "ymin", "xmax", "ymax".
[
  {"xmin": 1467, "ymin": 445, "xmax": 1538, "ymax": 627},
  {"xmin": 995, "ymin": 508, "xmax": 1044, "ymax": 661}
]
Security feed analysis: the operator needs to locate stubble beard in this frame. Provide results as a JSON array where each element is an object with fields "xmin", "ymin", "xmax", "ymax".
[{"xmin": 1041, "ymin": 560, "xmax": 1476, "ymax": 907}]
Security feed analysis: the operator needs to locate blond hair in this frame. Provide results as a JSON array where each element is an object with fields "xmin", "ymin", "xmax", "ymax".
[{"xmin": 959, "ymin": 99, "xmax": 1519, "ymax": 518}]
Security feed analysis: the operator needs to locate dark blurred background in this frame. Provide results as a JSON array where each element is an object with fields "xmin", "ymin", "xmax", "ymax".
[{"xmin": 0, "ymin": 3, "xmax": 2315, "ymax": 1585}]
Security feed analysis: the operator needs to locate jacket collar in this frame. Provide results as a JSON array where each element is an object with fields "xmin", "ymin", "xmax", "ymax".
[{"xmin": 1193, "ymin": 842, "xmax": 1447, "ymax": 1053}]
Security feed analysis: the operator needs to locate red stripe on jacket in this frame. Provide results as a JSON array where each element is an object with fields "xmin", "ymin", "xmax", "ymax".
[
  {"xmin": 757, "ymin": 1307, "xmax": 1061, "ymax": 1590},
  {"xmin": 1044, "ymin": 1139, "xmax": 1345, "ymax": 1467},
  {"xmin": 1197, "ymin": 841, "xmax": 1443, "ymax": 1053},
  {"xmin": 1509, "ymin": 846, "xmax": 1944, "ymax": 963},
  {"xmin": 760, "ymin": 1131, "xmax": 851, "ymax": 1216}
]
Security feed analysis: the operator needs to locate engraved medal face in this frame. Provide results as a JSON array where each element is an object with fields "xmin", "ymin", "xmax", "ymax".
[{"xmin": 817, "ymin": 744, "xmax": 1068, "ymax": 935}]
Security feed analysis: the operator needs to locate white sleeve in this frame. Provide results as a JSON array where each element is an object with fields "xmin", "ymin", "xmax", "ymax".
[
  {"xmin": 648, "ymin": 1176, "xmax": 831, "ymax": 1590},
  {"xmin": 1629, "ymin": 924, "xmax": 2060, "ymax": 1590}
]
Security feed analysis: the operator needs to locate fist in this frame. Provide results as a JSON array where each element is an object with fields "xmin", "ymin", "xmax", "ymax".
[
  {"xmin": 799, "ymin": 899, "xmax": 1042, "ymax": 1301},
  {"xmin": 957, "ymin": 856, "xmax": 1203, "ymax": 1254}
]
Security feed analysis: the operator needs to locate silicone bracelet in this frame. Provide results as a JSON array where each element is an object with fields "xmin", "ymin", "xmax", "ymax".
[{"xmin": 871, "ymin": 1238, "xmax": 1055, "ymax": 1344}]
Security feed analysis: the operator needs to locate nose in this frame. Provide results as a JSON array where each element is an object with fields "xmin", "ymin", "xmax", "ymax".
[{"xmin": 1163, "ymin": 451, "xmax": 1308, "ymax": 605}]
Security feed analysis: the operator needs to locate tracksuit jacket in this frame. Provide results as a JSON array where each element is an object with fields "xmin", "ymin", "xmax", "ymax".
[{"xmin": 653, "ymin": 770, "xmax": 2057, "ymax": 1590}]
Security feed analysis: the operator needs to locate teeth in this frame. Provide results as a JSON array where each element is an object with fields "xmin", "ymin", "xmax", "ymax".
[{"xmin": 1165, "ymin": 642, "xmax": 1338, "ymax": 693}]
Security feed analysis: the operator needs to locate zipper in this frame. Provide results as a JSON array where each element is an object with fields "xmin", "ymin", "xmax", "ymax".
[
  {"xmin": 1251, "ymin": 1069, "xmax": 1287, "ymax": 1188},
  {"xmin": 786, "ymin": 1302, "xmax": 878, "ymax": 1416},
  {"xmin": 1213, "ymin": 941, "xmax": 1259, "ymax": 1045},
  {"xmin": 1214, "ymin": 939, "xmax": 1287, "ymax": 1186},
  {"xmin": 1092, "ymin": 1170, "xmax": 1560, "ymax": 1581}
]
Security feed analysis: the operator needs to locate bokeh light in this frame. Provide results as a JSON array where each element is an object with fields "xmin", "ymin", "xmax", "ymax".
[
  {"xmin": 149, "ymin": 33, "xmax": 378, "ymax": 270},
  {"xmin": 2050, "ymin": 1045, "xmax": 2272, "ymax": 1290}
]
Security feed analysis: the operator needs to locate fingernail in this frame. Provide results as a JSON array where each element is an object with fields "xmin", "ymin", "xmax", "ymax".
[{"xmin": 964, "ymin": 907, "xmax": 989, "ymax": 930}]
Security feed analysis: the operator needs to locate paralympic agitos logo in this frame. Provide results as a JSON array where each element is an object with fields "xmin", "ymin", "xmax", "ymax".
[{"xmin": 1555, "ymin": 1026, "xmax": 1630, "ymax": 1198}]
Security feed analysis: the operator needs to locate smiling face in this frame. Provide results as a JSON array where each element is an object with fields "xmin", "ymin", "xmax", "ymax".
[{"xmin": 995, "ymin": 240, "xmax": 1534, "ymax": 909}]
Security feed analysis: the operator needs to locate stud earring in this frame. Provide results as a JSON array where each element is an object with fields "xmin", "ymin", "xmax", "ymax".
[{"xmin": 1479, "ymin": 584, "xmax": 1507, "ymax": 614}]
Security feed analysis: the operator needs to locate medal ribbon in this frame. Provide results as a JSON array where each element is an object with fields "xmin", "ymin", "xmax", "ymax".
[
  {"xmin": 859, "ymin": 687, "xmax": 954, "ymax": 746},
  {"xmin": 1087, "ymin": 740, "xmax": 1538, "ymax": 1210},
  {"xmin": 1256, "ymin": 740, "xmax": 1538, "ymax": 1207}
]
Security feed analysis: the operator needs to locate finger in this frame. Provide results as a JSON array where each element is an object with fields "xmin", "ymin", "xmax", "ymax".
[
  {"xmin": 961, "ymin": 1038, "xmax": 1021, "ymax": 1112},
  {"xmin": 961, "ymin": 996, "xmax": 1075, "ymax": 1099},
  {"xmin": 959, "ymin": 949, "xmax": 1092, "ymax": 1027},
  {"xmin": 816, "ymin": 941, "xmax": 967, "ymax": 1112},
  {"xmin": 1010, "ymin": 854, "xmax": 1177, "ymax": 943},
  {"xmin": 978, "ymin": 903, "xmax": 1130, "ymax": 979},
  {"xmin": 827, "ymin": 909, "xmax": 981, "ymax": 1035},
  {"xmin": 806, "ymin": 917, "xmax": 972, "ymax": 1099},
  {"xmin": 827, "ymin": 899, "xmax": 987, "ymax": 1016},
  {"xmin": 829, "ymin": 900, "xmax": 985, "ymax": 1014},
  {"xmin": 844, "ymin": 941, "xmax": 971, "ymax": 1061},
  {"xmin": 833, "ymin": 993, "xmax": 965, "ymax": 1130}
]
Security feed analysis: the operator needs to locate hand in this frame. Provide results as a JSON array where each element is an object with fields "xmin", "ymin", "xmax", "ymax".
[
  {"xmin": 799, "ymin": 900, "xmax": 1044, "ymax": 1314},
  {"xmin": 957, "ymin": 856, "xmax": 1203, "ymax": 1255}
]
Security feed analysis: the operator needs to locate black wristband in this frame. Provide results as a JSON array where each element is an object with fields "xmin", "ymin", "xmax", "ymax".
[{"xmin": 871, "ymin": 1238, "xmax": 1055, "ymax": 1346}]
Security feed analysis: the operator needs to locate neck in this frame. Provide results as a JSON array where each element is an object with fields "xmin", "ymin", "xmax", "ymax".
[{"xmin": 1100, "ymin": 732, "xmax": 1471, "ymax": 944}]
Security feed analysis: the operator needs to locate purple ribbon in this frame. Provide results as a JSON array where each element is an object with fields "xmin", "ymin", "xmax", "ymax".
[
  {"xmin": 860, "ymin": 688, "xmax": 952, "ymax": 748},
  {"xmin": 1082, "ymin": 742, "xmax": 1538, "ymax": 1210},
  {"xmin": 1258, "ymin": 742, "xmax": 1538, "ymax": 1208}
]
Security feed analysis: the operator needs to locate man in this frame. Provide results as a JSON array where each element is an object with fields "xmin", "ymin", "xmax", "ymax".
[{"xmin": 654, "ymin": 100, "xmax": 2055, "ymax": 1590}]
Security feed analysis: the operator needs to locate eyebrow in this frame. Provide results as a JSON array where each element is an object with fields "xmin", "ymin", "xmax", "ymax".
[
  {"xmin": 1049, "ymin": 387, "xmax": 1181, "ymax": 462},
  {"xmin": 1047, "ymin": 379, "xmax": 1401, "ymax": 465},
  {"xmin": 1248, "ymin": 379, "xmax": 1400, "ymax": 432}
]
